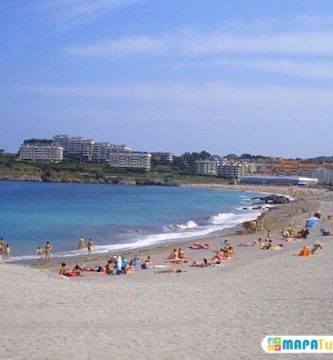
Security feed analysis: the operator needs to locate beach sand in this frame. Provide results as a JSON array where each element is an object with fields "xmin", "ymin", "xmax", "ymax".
[{"xmin": 1, "ymin": 185, "xmax": 333, "ymax": 359}]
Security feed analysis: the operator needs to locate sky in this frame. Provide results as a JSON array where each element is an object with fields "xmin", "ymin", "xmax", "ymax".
[{"xmin": 1, "ymin": 0, "xmax": 333, "ymax": 158}]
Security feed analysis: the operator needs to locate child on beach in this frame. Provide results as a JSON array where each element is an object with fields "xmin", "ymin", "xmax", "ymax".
[{"xmin": 36, "ymin": 246, "xmax": 43, "ymax": 257}]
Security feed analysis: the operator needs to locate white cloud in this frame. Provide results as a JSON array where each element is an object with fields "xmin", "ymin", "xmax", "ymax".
[
  {"xmin": 175, "ymin": 58, "xmax": 333, "ymax": 81},
  {"xmin": 35, "ymin": 0, "xmax": 140, "ymax": 29},
  {"xmin": 64, "ymin": 28, "xmax": 333, "ymax": 57},
  {"xmin": 66, "ymin": 36, "xmax": 166, "ymax": 56}
]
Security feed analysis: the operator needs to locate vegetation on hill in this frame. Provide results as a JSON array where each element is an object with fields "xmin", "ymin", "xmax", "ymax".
[{"xmin": 0, "ymin": 152, "xmax": 228, "ymax": 186}]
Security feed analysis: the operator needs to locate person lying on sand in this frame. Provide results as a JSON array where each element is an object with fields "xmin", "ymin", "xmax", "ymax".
[
  {"xmin": 165, "ymin": 258, "xmax": 189, "ymax": 264},
  {"xmin": 262, "ymin": 240, "xmax": 284, "ymax": 250},
  {"xmin": 189, "ymin": 242, "xmax": 210, "ymax": 249},
  {"xmin": 154, "ymin": 269, "xmax": 184, "ymax": 274},
  {"xmin": 191, "ymin": 258, "xmax": 209, "ymax": 267},
  {"xmin": 210, "ymin": 249, "xmax": 226, "ymax": 262},
  {"xmin": 237, "ymin": 238, "xmax": 262, "ymax": 247},
  {"xmin": 320, "ymin": 228, "xmax": 331, "ymax": 236},
  {"xmin": 262, "ymin": 239, "xmax": 273, "ymax": 250}
]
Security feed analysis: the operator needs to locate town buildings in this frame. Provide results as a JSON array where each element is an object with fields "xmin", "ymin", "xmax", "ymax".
[
  {"xmin": 16, "ymin": 135, "xmax": 333, "ymax": 185},
  {"xmin": 19, "ymin": 135, "xmax": 150, "ymax": 170}
]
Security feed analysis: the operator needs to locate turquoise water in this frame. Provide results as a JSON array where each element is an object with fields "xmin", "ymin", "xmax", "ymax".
[{"xmin": 0, "ymin": 182, "xmax": 263, "ymax": 260}]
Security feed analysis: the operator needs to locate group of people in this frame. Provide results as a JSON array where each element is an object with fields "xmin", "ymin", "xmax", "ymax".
[
  {"xmin": 78, "ymin": 236, "xmax": 94, "ymax": 258},
  {"xmin": 191, "ymin": 241, "xmax": 235, "ymax": 267},
  {"xmin": 59, "ymin": 254, "xmax": 154, "ymax": 277},
  {"xmin": 35, "ymin": 236, "xmax": 94, "ymax": 263},
  {"xmin": 166, "ymin": 248, "xmax": 188, "ymax": 264},
  {"xmin": 281, "ymin": 226, "xmax": 310, "ymax": 241},
  {"xmin": 36, "ymin": 241, "xmax": 53, "ymax": 262}
]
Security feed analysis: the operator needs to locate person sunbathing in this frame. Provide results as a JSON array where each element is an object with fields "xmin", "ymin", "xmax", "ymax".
[
  {"xmin": 154, "ymin": 269, "xmax": 183, "ymax": 274},
  {"xmin": 298, "ymin": 246, "xmax": 311, "ymax": 256},
  {"xmin": 189, "ymin": 242, "xmax": 210, "ymax": 249},
  {"xmin": 167, "ymin": 249, "xmax": 178, "ymax": 259},
  {"xmin": 166, "ymin": 257, "xmax": 188, "ymax": 264},
  {"xmin": 252, "ymin": 238, "xmax": 263, "ymax": 246},
  {"xmin": 104, "ymin": 260, "xmax": 113, "ymax": 274},
  {"xmin": 59, "ymin": 263, "xmax": 70, "ymax": 276},
  {"xmin": 262, "ymin": 239, "xmax": 273, "ymax": 250},
  {"xmin": 178, "ymin": 248, "xmax": 185, "ymax": 259},
  {"xmin": 72, "ymin": 264, "xmax": 82, "ymax": 276},
  {"xmin": 224, "ymin": 245, "xmax": 234, "ymax": 257},
  {"xmin": 311, "ymin": 241, "xmax": 322, "ymax": 255},
  {"xmin": 237, "ymin": 242, "xmax": 252, "ymax": 247},
  {"xmin": 191, "ymin": 258, "xmax": 209, "ymax": 267},
  {"xmin": 141, "ymin": 256, "xmax": 153, "ymax": 269},
  {"xmin": 211, "ymin": 249, "xmax": 225, "ymax": 262},
  {"xmin": 320, "ymin": 229, "xmax": 331, "ymax": 236}
]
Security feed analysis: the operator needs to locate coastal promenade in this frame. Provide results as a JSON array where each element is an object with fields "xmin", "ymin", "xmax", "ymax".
[{"xmin": 1, "ymin": 185, "xmax": 333, "ymax": 359}]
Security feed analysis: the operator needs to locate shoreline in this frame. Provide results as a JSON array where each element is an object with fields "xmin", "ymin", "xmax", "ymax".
[{"xmin": 14, "ymin": 185, "xmax": 329, "ymax": 272}]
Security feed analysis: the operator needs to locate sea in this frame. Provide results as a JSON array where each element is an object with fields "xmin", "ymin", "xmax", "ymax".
[{"xmin": 0, "ymin": 181, "xmax": 266, "ymax": 261}]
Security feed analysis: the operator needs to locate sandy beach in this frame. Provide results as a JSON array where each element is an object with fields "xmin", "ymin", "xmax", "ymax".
[{"xmin": 1, "ymin": 185, "xmax": 333, "ymax": 359}]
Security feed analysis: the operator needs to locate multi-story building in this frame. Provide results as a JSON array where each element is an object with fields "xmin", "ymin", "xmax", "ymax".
[
  {"xmin": 92, "ymin": 142, "xmax": 132, "ymax": 162},
  {"xmin": 53, "ymin": 135, "xmax": 94, "ymax": 161},
  {"xmin": 107, "ymin": 152, "xmax": 151, "ymax": 170},
  {"xmin": 219, "ymin": 161, "xmax": 251, "ymax": 179},
  {"xmin": 151, "ymin": 152, "xmax": 174, "ymax": 163},
  {"xmin": 19, "ymin": 140, "xmax": 63, "ymax": 161},
  {"xmin": 195, "ymin": 160, "xmax": 218, "ymax": 176}
]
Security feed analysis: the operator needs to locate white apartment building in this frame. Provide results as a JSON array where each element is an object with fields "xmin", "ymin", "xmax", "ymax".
[
  {"xmin": 219, "ymin": 161, "xmax": 252, "ymax": 179},
  {"xmin": 19, "ymin": 142, "xmax": 63, "ymax": 161},
  {"xmin": 92, "ymin": 142, "xmax": 132, "ymax": 162},
  {"xmin": 107, "ymin": 152, "xmax": 151, "ymax": 170},
  {"xmin": 53, "ymin": 135, "xmax": 94, "ymax": 160},
  {"xmin": 195, "ymin": 160, "xmax": 218, "ymax": 176}
]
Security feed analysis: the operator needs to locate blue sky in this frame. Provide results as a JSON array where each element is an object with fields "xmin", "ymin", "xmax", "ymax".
[{"xmin": 1, "ymin": 0, "xmax": 333, "ymax": 157}]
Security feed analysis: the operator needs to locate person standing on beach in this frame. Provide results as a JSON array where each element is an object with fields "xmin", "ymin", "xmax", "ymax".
[
  {"xmin": 78, "ymin": 235, "xmax": 85, "ymax": 250},
  {"xmin": 45, "ymin": 241, "xmax": 52, "ymax": 263},
  {"xmin": 4, "ymin": 244, "xmax": 11, "ymax": 258},
  {"xmin": 87, "ymin": 238, "xmax": 93, "ymax": 258}
]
